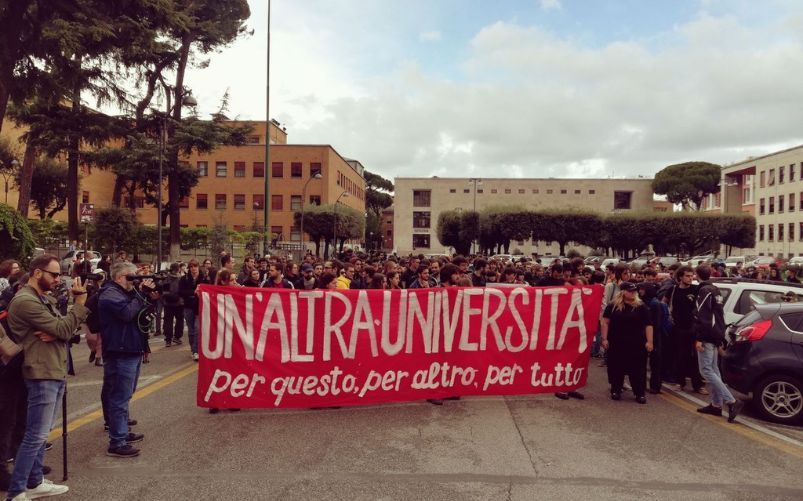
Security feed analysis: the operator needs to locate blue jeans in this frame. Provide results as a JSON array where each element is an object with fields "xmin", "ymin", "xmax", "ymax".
[
  {"xmin": 184, "ymin": 308, "xmax": 199, "ymax": 354},
  {"xmin": 6, "ymin": 379, "xmax": 65, "ymax": 498},
  {"xmin": 102, "ymin": 356, "xmax": 141, "ymax": 449},
  {"xmin": 697, "ymin": 342, "xmax": 735, "ymax": 407}
]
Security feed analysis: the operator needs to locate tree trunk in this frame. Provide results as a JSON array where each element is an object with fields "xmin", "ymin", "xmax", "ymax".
[
  {"xmin": 15, "ymin": 141, "xmax": 36, "ymax": 216},
  {"xmin": 168, "ymin": 36, "xmax": 192, "ymax": 261},
  {"xmin": 67, "ymin": 64, "xmax": 82, "ymax": 241},
  {"xmin": 112, "ymin": 175, "xmax": 125, "ymax": 207},
  {"xmin": 314, "ymin": 238, "xmax": 321, "ymax": 257}
]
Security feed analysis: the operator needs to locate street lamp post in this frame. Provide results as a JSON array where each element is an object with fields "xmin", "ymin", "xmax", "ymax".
[
  {"xmin": 263, "ymin": 0, "xmax": 272, "ymax": 256},
  {"xmin": 468, "ymin": 178, "xmax": 481, "ymax": 254},
  {"xmin": 332, "ymin": 191, "xmax": 349, "ymax": 257},
  {"xmin": 300, "ymin": 172, "xmax": 322, "ymax": 255},
  {"xmin": 1, "ymin": 159, "xmax": 20, "ymax": 204}
]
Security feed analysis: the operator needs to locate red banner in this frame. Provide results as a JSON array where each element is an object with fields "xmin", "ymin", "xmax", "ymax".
[{"xmin": 196, "ymin": 284, "xmax": 603, "ymax": 408}]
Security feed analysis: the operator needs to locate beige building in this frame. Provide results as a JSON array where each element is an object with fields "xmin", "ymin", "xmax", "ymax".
[
  {"xmin": 719, "ymin": 144, "xmax": 803, "ymax": 258},
  {"xmin": 393, "ymin": 177, "xmax": 655, "ymax": 255}
]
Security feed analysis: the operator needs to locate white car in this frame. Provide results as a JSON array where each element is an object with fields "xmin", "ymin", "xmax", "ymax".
[
  {"xmin": 724, "ymin": 255, "xmax": 756, "ymax": 269},
  {"xmin": 600, "ymin": 258, "xmax": 623, "ymax": 269},
  {"xmin": 60, "ymin": 250, "xmax": 102, "ymax": 275},
  {"xmin": 787, "ymin": 256, "xmax": 803, "ymax": 267},
  {"xmin": 711, "ymin": 278, "xmax": 803, "ymax": 326},
  {"xmin": 683, "ymin": 254, "xmax": 715, "ymax": 268}
]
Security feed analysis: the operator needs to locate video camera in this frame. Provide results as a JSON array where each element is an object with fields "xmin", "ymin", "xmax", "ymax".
[
  {"xmin": 125, "ymin": 272, "xmax": 170, "ymax": 292},
  {"xmin": 79, "ymin": 272, "xmax": 106, "ymax": 283}
]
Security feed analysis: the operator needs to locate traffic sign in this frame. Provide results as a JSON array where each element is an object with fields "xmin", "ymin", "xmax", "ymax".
[{"xmin": 80, "ymin": 203, "xmax": 95, "ymax": 223}]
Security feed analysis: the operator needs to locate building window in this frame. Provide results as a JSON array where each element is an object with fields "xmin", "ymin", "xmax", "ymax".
[
  {"xmin": 791, "ymin": 164, "xmax": 796, "ymax": 182},
  {"xmin": 272, "ymin": 162, "xmax": 283, "ymax": 178},
  {"xmin": 532, "ymin": 189, "xmax": 539, "ymax": 194},
  {"xmin": 518, "ymin": 189, "xmax": 525, "ymax": 194},
  {"xmin": 742, "ymin": 174, "xmax": 754, "ymax": 204},
  {"xmin": 790, "ymin": 223, "xmax": 795, "ymax": 242},
  {"xmin": 769, "ymin": 168, "xmax": 776, "ymax": 186},
  {"xmin": 449, "ymin": 188, "xmax": 456, "ymax": 193},
  {"xmin": 233, "ymin": 225, "xmax": 246, "ymax": 232},
  {"xmin": 779, "ymin": 196, "xmax": 785, "ymax": 213},
  {"xmin": 234, "ymin": 161, "xmax": 246, "ymax": 177},
  {"xmin": 271, "ymin": 194, "xmax": 283, "ymax": 211},
  {"xmin": 769, "ymin": 224, "xmax": 774, "ymax": 241},
  {"xmin": 463, "ymin": 188, "xmax": 470, "ymax": 193},
  {"xmin": 291, "ymin": 162, "xmax": 302, "ymax": 178},
  {"xmin": 477, "ymin": 189, "xmax": 484, "ymax": 194},
  {"xmin": 613, "ymin": 191, "xmax": 632, "ymax": 210},
  {"xmin": 82, "ymin": 191, "xmax": 89, "ymax": 204},
  {"xmin": 561, "ymin": 189, "xmax": 568, "ymax": 194},
  {"xmin": 234, "ymin": 194, "xmax": 245, "ymax": 210},
  {"xmin": 290, "ymin": 195, "xmax": 302, "ymax": 211},
  {"xmin": 215, "ymin": 161, "xmax": 227, "ymax": 177},
  {"xmin": 769, "ymin": 197, "xmax": 775, "ymax": 214},
  {"xmin": 574, "ymin": 189, "xmax": 581, "ymax": 194},
  {"xmin": 196, "ymin": 194, "xmax": 208, "ymax": 209},
  {"xmin": 253, "ymin": 194, "xmax": 264, "ymax": 210},
  {"xmin": 759, "ymin": 225, "xmax": 764, "ymax": 241},
  {"xmin": 759, "ymin": 198, "xmax": 765, "ymax": 215},
  {"xmin": 215, "ymin": 194, "xmax": 226, "ymax": 210},
  {"xmin": 290, "ymin": 224, "xmax": 301, "ymax": 242},
  {"xmin": 413, "ymin": 211, "xmax": 431, "ymax": 228},
  {"xmin": 491, "ymin": 189, "xmax": 498, "ymax": 194},
  {"xmin": 779, "ymin": 223, "xmax": 785, "ymax": 241},
  {"xmin": 546, "ymin": 189, "xmax": 553, "ymax": 194},
  {"xmin": 309, "ymin": 195, "xmax": 321, "ymax": 206},
  {"xmin": 197, "ymin": 161, "xmax": 208, "ymax": 177},
  {"xmin": 179, "ymin": 196, "xmax": 189, "ymax": 209},
  {"xmin": 270, "ymin": 226, "xmax": 283, "ymax": 241},
  {"xmin": 589, "ymin": 189, "xmax": 596, "ymax": 195},
  {"xmin": 413, "ymin": 190, "xmax": 431, "ymax": 207},
  {"xmin": 780, "ymin": 166, "xmax": 785, "ymax": 184},
  {"xmin": 790, "ymin": 194, "xmax": 795, "ymax": 212},
  {"xmin": 504, "ymin": 188, "xmax": 511, "ymax": 194},
  {"xmin": 800, "ymin": 222, "xmax": 803, "ymax": 241},
  {"xmin": 759, "ymin": 171, "xmax": 765, "ymax": 188},
  {"xmin": 253, "ymin": 162, "xmax": 265, "ymax": 177},
  {"xmin": 412, "ymin": 234, "xmax": 430, "ymax": 249},
  {"xmin": 310, "ymin": 162, "xmax": 322, "ymax": 177},
  {"xmin": 247, "ymin": 135, "xmax": 260, "ymax": 144}
]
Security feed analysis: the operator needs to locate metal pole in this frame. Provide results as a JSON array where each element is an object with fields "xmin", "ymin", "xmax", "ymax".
[
  {"xmin": 263, "ymin": 0, "xmax": 271, "ymax": 256},
  {"xmin": 61, "ymin": 383, "xmax": 68, "ymax": 481},
  {"xmin": 157, "ymin": 117, "xmax": 164, "ymax": 271}
]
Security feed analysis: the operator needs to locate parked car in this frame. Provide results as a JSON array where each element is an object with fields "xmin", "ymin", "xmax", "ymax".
[
  {"xmin": 747, "ymin": 256, "xmax": 785, "ymax": 270},
  {"xmin": 60, "ymin": 250, "xmax": 102, "ymax": 275},
  {"xmin": 600, "ymin": 258, "xmax": 623, "ymax": 269},
  {"xmin": 722, "ymin": 303, "xmax": 803, "ymax": 424},
  {"xmin": 655, "ymin": 256, "xmax": 679, "ymax": 268},
  {"xmin": 788, "ymin": 256, "xmax": 803, "ymax": 267},
  {"xmin": 682, "ymin": 254, "xmax": 715, "ymax": 268},
  {"xmin": 711, "ymin": 278, "xmax": 803, "ymax": 327},
  {"xmin": 724, "ymin": 255, "xmax": 756, "ymax": 269},
  {"xmin": 490, "ymin": 254, "xmax": 515, "ymax": 263}
]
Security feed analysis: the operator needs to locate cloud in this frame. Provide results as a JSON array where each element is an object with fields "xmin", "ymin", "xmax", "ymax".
[
  {"xmin": 539, "ymin": 0, "xmax": 562, "ymax": 11},
  {"xmin": 419, "ymin": 30, "xmax": 442, "ymax": 42},
  {"xmin": 188, "ymin": 3, "xmax": 803, "ymax": 185}
]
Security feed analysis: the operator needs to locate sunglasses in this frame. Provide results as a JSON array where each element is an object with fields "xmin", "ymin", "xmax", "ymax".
[{"xmin": 38, "ymin": 269, "xmax": 61, "ymax": 279}]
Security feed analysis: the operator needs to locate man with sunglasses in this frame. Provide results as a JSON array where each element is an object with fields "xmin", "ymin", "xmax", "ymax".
[{"xmin": 6, "ymin": 255, "xmax": 89, "ymax": 499}]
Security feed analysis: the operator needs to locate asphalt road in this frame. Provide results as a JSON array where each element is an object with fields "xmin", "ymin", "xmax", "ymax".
[{"xmin": 6, "ymin": 336, "xmax": 803, "ymax": 501}]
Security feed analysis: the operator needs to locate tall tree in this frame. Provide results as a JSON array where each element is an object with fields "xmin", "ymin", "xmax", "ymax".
[
  {"xmin": 652, "ymin": 161, "xmax": 722, "ymax": 211},
  {"xmin": 14, "ymin": 156, "xmax": 69, "ymax": 219}
]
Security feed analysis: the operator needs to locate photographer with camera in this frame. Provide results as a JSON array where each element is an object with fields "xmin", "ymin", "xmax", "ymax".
[
  {"xmin": 98, "ymin": 262, "xmax": 159, "ymax": 459},
  {"xmin": 5, "ymin": 255, "xmax": 89, "ymax": 499}
]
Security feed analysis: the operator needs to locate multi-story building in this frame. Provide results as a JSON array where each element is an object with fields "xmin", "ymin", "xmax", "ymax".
[
  {"xmin": 2, "ymin": 119, "xmax": 366, "ymax": 250},
  {"xmin": 392, "ymin": 177, "xmax": 655, "ymax": 255},
  {"xmin": 720, "ymin": 145, "xmax": 803, "ymax": 257},
  {"xmin": 380, "ymin": 206, "xmax": 394, "ymax": 251}
]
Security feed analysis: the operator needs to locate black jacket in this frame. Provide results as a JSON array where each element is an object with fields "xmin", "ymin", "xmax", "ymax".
[
  {"xmin": 179, "ymin": 273, "xmax": 209, "ymax": 313},
  {"xmin": 695, "ymin": 280, "xmax": 726, "ymax": 344}
]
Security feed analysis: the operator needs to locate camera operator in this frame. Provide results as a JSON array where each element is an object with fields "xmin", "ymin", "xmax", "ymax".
[
  {"xmin": 98, "ymin": 262, "xmax": 159, "ymax": 459},
  {"xmin": 5, "ymin": 255, "xmax": 89, "ymax": 499}
]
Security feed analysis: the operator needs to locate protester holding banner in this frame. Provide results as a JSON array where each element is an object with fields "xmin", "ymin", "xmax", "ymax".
[{"xmin": 601, "ymin": 282, "xmax": 653, "ymax": 404}]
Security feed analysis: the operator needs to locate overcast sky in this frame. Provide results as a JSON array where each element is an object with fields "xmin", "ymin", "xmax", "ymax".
[{"xmin": 185, "ymin": 0, "xmax": 803, "ymax": 181}]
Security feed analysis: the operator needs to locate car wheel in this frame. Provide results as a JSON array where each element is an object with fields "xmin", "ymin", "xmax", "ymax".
[{"xmin": 752, "ymin": 375, "xmax": 803, "ymax": 424}]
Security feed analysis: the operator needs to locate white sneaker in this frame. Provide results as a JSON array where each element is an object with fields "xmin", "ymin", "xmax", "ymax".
[
  {"xmin": 192, "ymin": 353, "xmax": 199, "ymax": 362},
  {"xmin": 7, "ymin": 492, "xmax": 30, "ymax": 500},
  {"xmin": 26, "ymin": 479, "xmax": 69, "ymax": 499}
]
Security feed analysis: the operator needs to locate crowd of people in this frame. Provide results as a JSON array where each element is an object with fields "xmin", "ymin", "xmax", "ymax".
[{"xmin": 0, "ymin": 248, "xmax": 755, "ymax": 500}]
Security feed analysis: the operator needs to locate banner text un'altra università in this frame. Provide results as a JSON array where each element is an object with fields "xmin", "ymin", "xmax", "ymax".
[{"xmin": 196, "ymin": 284, "xmax": 603, "ymax": 408}]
